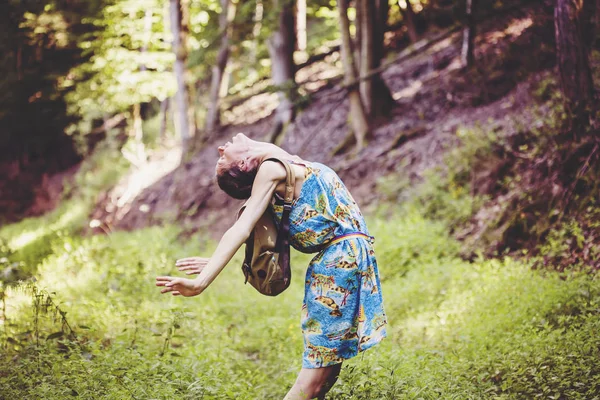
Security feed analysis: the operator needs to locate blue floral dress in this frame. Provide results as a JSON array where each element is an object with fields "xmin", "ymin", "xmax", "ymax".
[{"xmin": 272, "ymin": 161, "xmax": 387, "ymax": 368}]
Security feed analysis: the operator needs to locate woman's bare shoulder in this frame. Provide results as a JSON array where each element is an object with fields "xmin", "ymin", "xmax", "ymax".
[{"xmin": 255, "ymin": 159, "xmax": 287, "ymax": 182}]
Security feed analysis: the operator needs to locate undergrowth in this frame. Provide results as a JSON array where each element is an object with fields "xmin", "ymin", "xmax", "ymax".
[
  {"xmin": 379, "ymin": 75, "xmax": 600, "ymax": 270},
  {"xmin": 1, "ymin": 203, "xmax": 599, "ymax": 398},
  {"xmin": 2, "ymin": 100, "xmax": 600, "ymax": 397}
]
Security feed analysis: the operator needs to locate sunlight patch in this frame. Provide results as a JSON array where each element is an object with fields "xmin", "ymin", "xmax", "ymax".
[{"xmin": 393, "ymin": 79, "xmax": 423, "ymax": 100}]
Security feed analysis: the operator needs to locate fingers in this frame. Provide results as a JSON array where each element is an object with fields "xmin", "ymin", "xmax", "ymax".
[
  {"xmin": 175, "ymin": 257, "xmax": 209, "ymax": 267},
  {"xmin": 160, "ymin": 286, "xmax": 181, "ymax": 295},
  {"xmin": 175, "ymin": 257, "xmax": 199, "ymax": 263},
  {"xmin": 177, "ymin": 267, "xmax": 203, "ymax": 275},
  {"xmin": 176, "ymin": 265, "xmax": 203, "ymax": 271},
  {"xmin": 155, "ymin": 276, "xmax": 174, "ymax": 286}
]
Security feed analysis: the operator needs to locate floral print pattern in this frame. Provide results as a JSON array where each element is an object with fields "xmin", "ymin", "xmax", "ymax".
[{"xmin": 272, "ymin": 161, "xmax": 387, "ymax": 368}]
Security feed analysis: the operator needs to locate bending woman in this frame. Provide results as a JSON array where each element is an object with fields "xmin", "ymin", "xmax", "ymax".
[{"xmin": 156, "ymin": 133, "xmax": 387, "ymax": 400}]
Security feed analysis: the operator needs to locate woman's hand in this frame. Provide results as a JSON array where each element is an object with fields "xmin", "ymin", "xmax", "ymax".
[
  {"xmin": 175, "ymin": 257, "xmax": 209, "ymax": 275},
  {"xmin": 155, "ymin": 276, "xmax": 204, "ymax": 297}
]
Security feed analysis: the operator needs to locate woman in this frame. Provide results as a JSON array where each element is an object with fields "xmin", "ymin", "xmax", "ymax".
[{"xmin": 156, "ymin": 133, "xmax": 387, "ymax": 399}]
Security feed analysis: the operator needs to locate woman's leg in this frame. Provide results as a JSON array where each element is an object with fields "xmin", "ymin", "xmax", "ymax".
[{"xmin": 284, "ymin": 363, "xmax": 342, "ymax": 400}]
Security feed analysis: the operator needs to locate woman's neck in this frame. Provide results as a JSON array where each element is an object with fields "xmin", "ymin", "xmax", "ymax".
[{"xmin": 252, "ymin": 142, "xmax": 302, "ymax": 164}]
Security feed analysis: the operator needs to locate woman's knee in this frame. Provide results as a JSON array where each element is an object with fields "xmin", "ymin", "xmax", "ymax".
[
  {"xmin": 296, "ymin": 364, "xmax": 341, "ymax": 398},
  {"xmin": 294, "ymin": 376, "xmax": 324, "ymax": 399}
]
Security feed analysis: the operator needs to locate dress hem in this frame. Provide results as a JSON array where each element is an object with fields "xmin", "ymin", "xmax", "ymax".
[{"xmin": 301, "ymin": 332, "xmax": 387, "ymax": 369}]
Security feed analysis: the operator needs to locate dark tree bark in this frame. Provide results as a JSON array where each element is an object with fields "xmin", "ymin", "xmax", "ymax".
[
  {"xmin": 581, "ymin": 0, "xmax": 599, "ymax": 49},
  {"xmin": 249, "ymin": 0, "xmax": 264, "ymax": 64},
  {"xmin": 205, "ymin": 0, "xmax": 236, "ymax": 134},
  {"xmin": 554, "ymin": 0, "xmax": 596, "ymax": 126},
  {"xmin": 159, "ymin": 98, "xmax": 170, "ymax": 140},
  {"xmin": 267, "ymin": 0, "xmax": 297, "ymax": 144},
  {"xmin": 399, "ymin": 0, "xmax": 419, "ymax": 43},
  {"xmin": 461, "ymin": 0, "xmax": 477, "ymax": 67},
  {"xmin": 359, "ymin": 0, "xmax": 374, "ymax": 114},
  {"xmin": 355, "ymin": 0, "xmax": 362, "ymax": 73},
  {"xmin": 359, "ymin": 0, "xmax": 394, "ymax": 118},
  {"xmin": 338, "ymin": 0, "xmax": 369, "ymax": 149}
]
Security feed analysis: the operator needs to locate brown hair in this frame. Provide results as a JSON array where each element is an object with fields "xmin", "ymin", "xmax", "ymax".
[{"xmin": 216, "ymin": 162, "xmax": 258, "ymax": 199}]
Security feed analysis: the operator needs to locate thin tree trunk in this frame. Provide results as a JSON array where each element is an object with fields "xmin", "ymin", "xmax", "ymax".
[
  {"xmin": 359, "ymin": 0, "xmax": 374, "ymax": 114},
  {"xmin": 140, "ymin": 9, "xmax": 152, "ymax": 71},
  {"xmin": 16, "ymin": 45, "xmax": 23, "ymax": 81},
  {"xmin": 182, "ymin": 0, "xmax": 198, "ymax": 139},
  {"xmin": 159, "ymin": 98, "xmax": 170, "ymax": 140},
  {"xmin": 130, "ymin": 8, "xmax": 153, "ymax": 159},
  {"xmin": 123, "ymin": 104, "xmax": 147, "ymax": 167},
  {"xmin": 297, "ymin": 0, "xmax": 307, "ymax": 52},
  {"xmin": 170, "ymin": 0, "xmax": 191, "ymax": 145},
  {"xmin": 375, "ymin": 0, "xmax": 389, "ymax": 54},
  {"xmin": 267, "ymin": 0, "xmax": 297, "ymax": 143},
  {"xmin": 205, "ymin": 0, "xmax": 236, "ymax": 134},
  {"xmin": 338, "ymin": 0, "xmax": 369, "ymax": 150},
  {"xmin": 581, "ymin": 0, "xmax": 599, "ymax": 49},
  {"xmin": 554, "ymin": 0, "xmax": 596, "ymax": 127},
  {"xmin": 250, "ymin": 0, "xmax": 264, "ymax": 64},
  {"xmin": 461, "ymin": 0, "xmax": 477, "ymax": 67},
  {"xmin": 399, "ymin": 0, "xmax": 419, "ymax": 42},
  {"xmin": 354, "ymin": 1, "xmax": 362, "ymax": 73},
  {"xmin": 360, "ymin": 0, "xmax": 395, "ymax": 118}
]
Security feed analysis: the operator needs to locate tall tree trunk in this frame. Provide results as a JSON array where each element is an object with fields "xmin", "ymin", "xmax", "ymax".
[
  {"xmin": 205, "ymin": 0, "xmax": 236, "ymax": 134},
  {"xmin": 170, "ymin": 0, "xmax": 191, "ymax": 146},
  {"xmin": 297, "ymin": 0, "xmax": 307, "ymax": 52},
  {"xmin": 554, "ymin": 0, "xmax": 596, "ymax": 127},
  {"xmin": 359, "ymin": 0, "xmax": 394, "ymax": 118},
  {"xmin": 16, "ymin": 45, "xmax": 23, "ymax": 81},
  {"xmin": 461, "ymin": 0, "xmax": 477, "ymax": 67},
  {"xmin": 581, "ymin": 0, "xmax": 599, "ymax": 49},
  {"xmin": 130, "ymin": 8, "xmax": 153, "ymax": 160},
  {"xmin": 250, "ymin": 0, "xmax": 264, "ymax": 65},
  {"xmin": 359, "ymin": 0, "xmax": 374, "ymax": 114},
  {"xmin": 399, "ymin": 0, "xmax": 419, "ymax": 42},
  {"xmin": 140, "ymin": 9, "xmax": 153, "ymax": 71},
  {"xmin": 374, "ymin": 0, "xmax": 389, "ymax": 56},
  {"xmin": 267, "ymin": 0, "xmax": 297, "ymax": 143},
  {"xmin": 338, "ymin": 0, "xmax": 369, "ymax": 150},
  {"xmin": 123, "ymin": 104, "xmax": 147, "ymax": 167},
  {"xmin": 354, "ymin": 1, "xmax": 362, "ymax": 73},
  {"xmin": 159, "ymin": 98, "xmax": 170, "ymax": 140}
]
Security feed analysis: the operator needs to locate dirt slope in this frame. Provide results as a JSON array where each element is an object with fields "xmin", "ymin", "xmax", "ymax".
[{"xmin": 90, "ymin": 4, "xmax": 556, "ymax": 239}]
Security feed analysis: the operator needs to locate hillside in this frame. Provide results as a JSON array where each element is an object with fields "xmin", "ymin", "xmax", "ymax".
[{"xmin": 88, "ymin": 3, "xmax": 557, "ymax": 246}]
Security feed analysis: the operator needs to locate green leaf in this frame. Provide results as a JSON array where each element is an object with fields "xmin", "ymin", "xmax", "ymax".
[{"xmin": 46, "ymin": 331, "xmax": 64, "ymax": 340}]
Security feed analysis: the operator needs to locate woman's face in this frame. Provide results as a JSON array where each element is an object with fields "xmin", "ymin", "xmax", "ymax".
[{"xmin": 216, "ymin": 133, "xmax": 252, "ymax": 174}]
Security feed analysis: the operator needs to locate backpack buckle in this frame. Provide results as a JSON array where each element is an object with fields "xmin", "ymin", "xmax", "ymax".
[{"xmin": 242, "ymin": 263, "xmax": 253, "ymax": 284}]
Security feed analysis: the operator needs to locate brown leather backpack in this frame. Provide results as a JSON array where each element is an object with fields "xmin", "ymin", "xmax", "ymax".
[{"xmin": 237, "ymin": 158, "xmax": 296, "ymax": 296}]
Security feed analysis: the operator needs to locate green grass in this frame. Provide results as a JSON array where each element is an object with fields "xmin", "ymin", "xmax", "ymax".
[
  {"xmin": 1, "ymin": 205, "xmax": 599, "ymax": 399},
  {"xmin": 1, "ymin": 127, "xmax": 599, "ymax": 398}
]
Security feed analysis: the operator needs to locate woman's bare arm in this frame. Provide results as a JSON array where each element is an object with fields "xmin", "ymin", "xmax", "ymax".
[{"xmin": 156, "ymin": 161, "xmax": 286, "ymax": 296}]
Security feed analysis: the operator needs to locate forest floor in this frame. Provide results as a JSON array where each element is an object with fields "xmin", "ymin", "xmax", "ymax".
[{"xmin": 86, "ymin": 3, "xmax": 557, "ymax": 243}]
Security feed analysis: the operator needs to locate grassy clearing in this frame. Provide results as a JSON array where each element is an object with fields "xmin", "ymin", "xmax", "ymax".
[
  {"xmin": 1, "ymin": 203, "xmax": 599, "ymax": 399},
  {"xmin": 1, "ymin": 127, "xmax": 599, "ymax": 398}
]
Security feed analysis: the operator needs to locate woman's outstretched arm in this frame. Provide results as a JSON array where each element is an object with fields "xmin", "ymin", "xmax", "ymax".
[{"xmin": 156, "ymin": 162, "xmax": 286, "ymax": 297}]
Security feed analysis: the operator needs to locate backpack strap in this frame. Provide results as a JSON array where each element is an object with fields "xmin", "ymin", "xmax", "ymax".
[
  {"xmin": 261, "ymin": 157, "xmax": 296, "ymax": 205},
  {"xmin": 262, "ymin": 157, "xmax": 295, "ymax": 286},
  {"xmin": 236, "ymin": 157, "xmax": 296, "ymax": 217}
]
